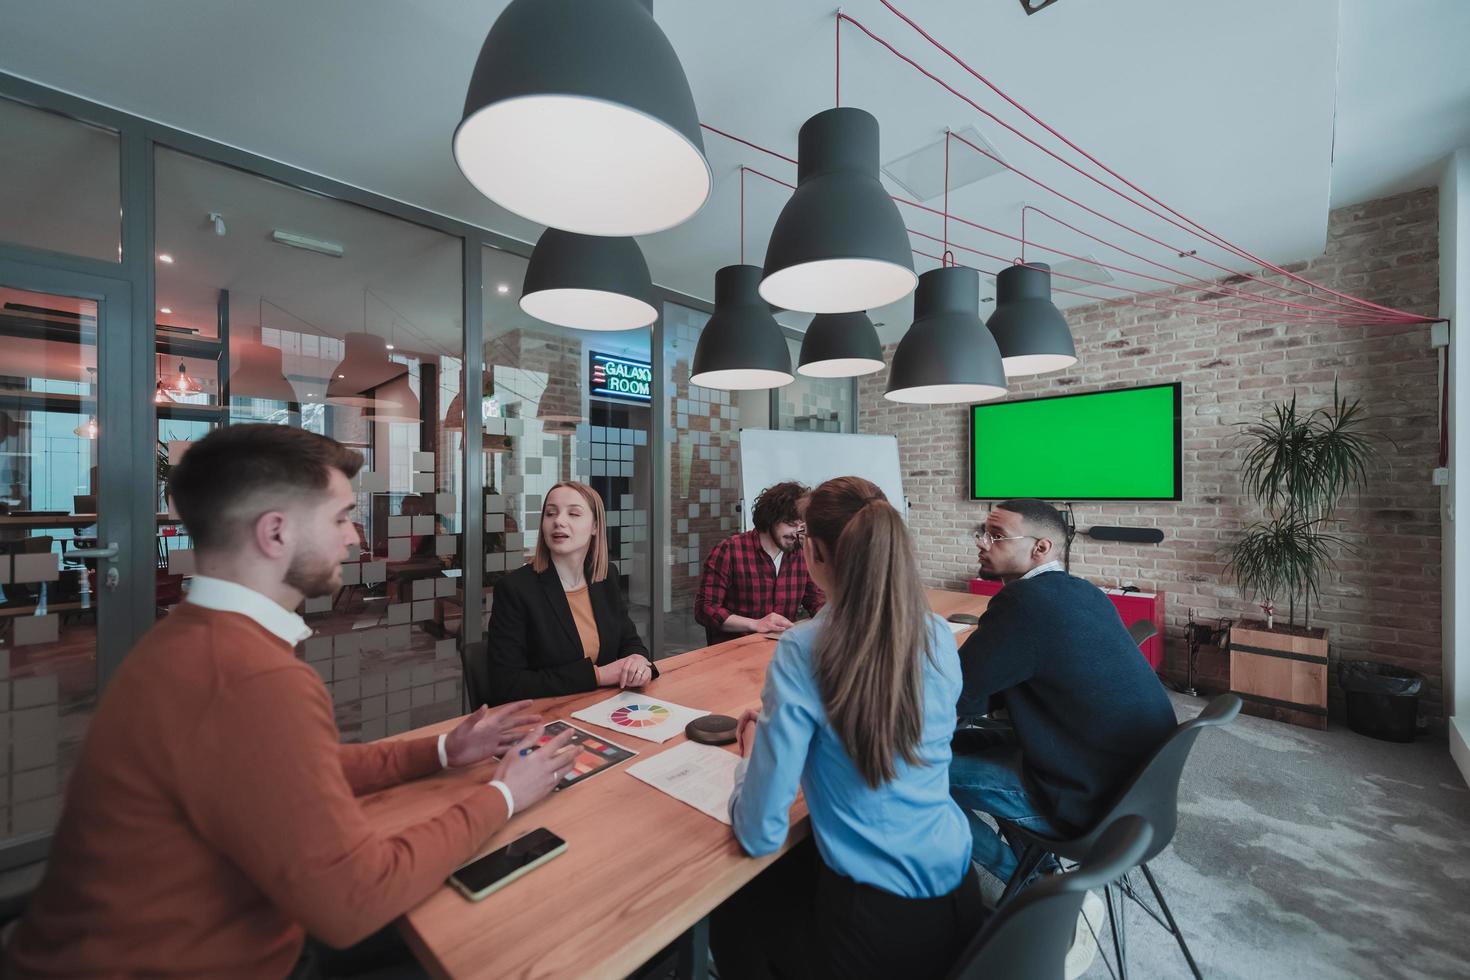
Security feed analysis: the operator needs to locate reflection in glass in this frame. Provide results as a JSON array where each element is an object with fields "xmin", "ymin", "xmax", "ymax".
[{"xmin": 155, "ymin": 147, "xmax": 467, "ymax": 742}]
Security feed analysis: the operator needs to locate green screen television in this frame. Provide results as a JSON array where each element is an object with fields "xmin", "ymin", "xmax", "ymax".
[{"xmin": 970, "ymin": 383, "xmax": 1182, "ymax": 501}]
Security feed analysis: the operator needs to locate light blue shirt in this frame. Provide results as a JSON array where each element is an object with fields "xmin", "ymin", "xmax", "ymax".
[{"xmin": 729, "ymin": 610, "xmax": 973, "ymax": 898}]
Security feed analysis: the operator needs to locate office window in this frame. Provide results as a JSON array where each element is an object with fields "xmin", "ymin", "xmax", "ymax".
[
  {"xmin": 155, "ymin": 147, "xmax": 466, "ymax": 741},
  {"xmin": 0, "ymin": 97, "xmax": 121, "ymax": 263},
  {"xmin": 481, "ymin": 246, "xmax": 652, "ymax": 650}
]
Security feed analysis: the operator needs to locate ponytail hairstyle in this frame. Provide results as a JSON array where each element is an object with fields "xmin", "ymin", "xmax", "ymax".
[{"xmin": 805, "ymin": 476, "xmax": 932, "ymax": 789}]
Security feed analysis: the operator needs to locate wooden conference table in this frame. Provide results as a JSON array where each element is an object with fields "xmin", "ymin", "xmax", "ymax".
[{"xmin": 362, "ymin": 588, "xmax": 991, "ymax": 980}]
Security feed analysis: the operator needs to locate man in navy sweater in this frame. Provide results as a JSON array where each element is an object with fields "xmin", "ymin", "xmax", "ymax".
[{"xmin": 951, "ymin": 499, "xmax": 1176, "ymax": 884}]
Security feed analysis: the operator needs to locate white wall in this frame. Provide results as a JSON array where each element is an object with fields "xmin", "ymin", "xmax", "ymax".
[{"xmin": 1441, "ymin": 147, "xmax": 1470, "ymax": 785}]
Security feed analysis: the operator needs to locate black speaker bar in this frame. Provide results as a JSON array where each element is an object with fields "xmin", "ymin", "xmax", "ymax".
[{"xmin": 1084, "ymin": 526, "xmax": 1165, "ymax": 544}]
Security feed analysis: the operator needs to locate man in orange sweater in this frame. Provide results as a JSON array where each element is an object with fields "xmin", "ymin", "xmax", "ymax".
[{"xmin": 7, "ymin": 425, "xmax": 577, "ymax": 978}]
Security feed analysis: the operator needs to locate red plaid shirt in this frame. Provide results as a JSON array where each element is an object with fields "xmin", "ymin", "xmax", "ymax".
[{"xmin": 696, "ymin": 529, "xmax": 825, "ymax": 632}]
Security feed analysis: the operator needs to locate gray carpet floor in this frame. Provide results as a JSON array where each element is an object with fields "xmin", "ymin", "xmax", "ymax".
[{"xmin": 1079, "ymin": 694, "xmax": 1470, "ymax": 980}]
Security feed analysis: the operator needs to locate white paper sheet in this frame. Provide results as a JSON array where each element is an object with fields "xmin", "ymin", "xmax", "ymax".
[
  {"xmin": 947, "ymin": 620, "xmax": 970, "ymax": 635},
  {"xmin": 571, "ymin": 691, "xmax": 709, "ymax": 744},
  {"xmin": 627, "ymin": 741, "xmax": 740, "ymax": 824}
]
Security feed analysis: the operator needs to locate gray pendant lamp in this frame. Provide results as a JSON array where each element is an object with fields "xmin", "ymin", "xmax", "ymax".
[
  {"xmin": 690, "ymin": 265, "xmax": 794, "ymax": 390},
  {"xmin": 229, "ymin": 339, "xmax": 297, "ymax": 403},
  {"xmin": 760, "ymin": 108, "xmax": 917, "ymax": 314},
  {"xmin": 987, "ymin": 262, "xmax": 1077, "ymax": 376},
  {"xmin": 885, "ymin": 266, "xmax": 1008, "ymax": 404},
  {"xmin": 327, "ymin": 333, "xmax": 406, "ymax": 408},
  {"xmin": 454, "ymin": 0, "xmax": 710, "ymax": 236},
  {"xmin": 521, "ymin": 228, "xmax": 658, "ymax": 331},
  {"xmin": 798, "ymin": 312, "xmax": 885, "ymax": 378}
]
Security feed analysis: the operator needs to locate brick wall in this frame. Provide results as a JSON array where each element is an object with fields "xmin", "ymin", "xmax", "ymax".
[{"xmin": 859, "ymin": 188, "xmax": 1443, "ymax": 722}]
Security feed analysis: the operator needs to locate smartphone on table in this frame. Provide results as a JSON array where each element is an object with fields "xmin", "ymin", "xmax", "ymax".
[{"xmin": 448, "ymin": 828, "xmax": 567, "ymax": 901}]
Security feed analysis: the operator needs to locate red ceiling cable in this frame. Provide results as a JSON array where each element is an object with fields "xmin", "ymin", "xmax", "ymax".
[
  {"xmin": 1017, "ymin": 205, "xmax": 1401, "ymax": 323},
  {"xmin": 705, "ymin": 127, "xmax": 1408, "ymax": 323},
  {"xmin": 907, "ymin": 228, "xmax": 1372, "ymax": 326},
  {"xmin": 868, "ymin": 1, "xmax": 1438, "ymax": 324},
  {"xmin": 738, "ymin": 162, "xmax": 1386, "ymax": 325}
]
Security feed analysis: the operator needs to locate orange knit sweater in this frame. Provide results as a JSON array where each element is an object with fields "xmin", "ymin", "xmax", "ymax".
[{"xmin": 7, "ymin": 603, "xmax": 507, "ymax": 978}]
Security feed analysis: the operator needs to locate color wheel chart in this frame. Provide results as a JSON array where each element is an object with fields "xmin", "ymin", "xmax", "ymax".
[
  {"xmin": 573, "ymin": 692, "xmax": 709, "ymax": 744},
  {"xmin": 609, "ymin": 702, "xmax": 671, "ymax": 729}
]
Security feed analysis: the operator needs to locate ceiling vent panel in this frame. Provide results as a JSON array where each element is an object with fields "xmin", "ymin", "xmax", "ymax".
[{"xmin": 881, "ymin": 125, "xmax": 1006, "ymax": 201}]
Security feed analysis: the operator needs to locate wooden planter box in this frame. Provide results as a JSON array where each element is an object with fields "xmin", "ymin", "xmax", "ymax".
[{"xmin": 1229, "ymin": 620, "xmax": 1329, "ymax": 730}]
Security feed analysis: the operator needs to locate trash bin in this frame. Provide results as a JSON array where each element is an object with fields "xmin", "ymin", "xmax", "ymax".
[{"xmin": 1339, "ymin": 660, "xmax": 1423, "ymax": 743}]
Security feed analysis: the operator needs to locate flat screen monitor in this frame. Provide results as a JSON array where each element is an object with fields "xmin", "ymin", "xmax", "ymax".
[{"xmin": 970, "ymin": 382, "xmax": 1182, "ymax": 501}]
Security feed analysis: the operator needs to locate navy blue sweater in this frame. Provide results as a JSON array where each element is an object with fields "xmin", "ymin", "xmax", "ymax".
[{"xmin": 957, "ymin": 571, "xmax": 1176, "ymax": 831}]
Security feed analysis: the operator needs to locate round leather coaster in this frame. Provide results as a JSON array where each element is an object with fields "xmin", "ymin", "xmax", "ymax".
[{"xmin": 686, "ymin": 714, "xmax": 738, "ymax": 745}]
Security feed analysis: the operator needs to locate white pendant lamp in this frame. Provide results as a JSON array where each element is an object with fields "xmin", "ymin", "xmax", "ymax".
[
  {"xmin": 454, "ymin": 0, "xmax": 710, "ymax": 236},
  {"xmin": 520, "ymin": 228, "xmax": 658, "ymax": 331},
  {"xmin": 885, "ymin": 266, "xmax": 1008, "ymax": 405},
  {"xmin": 327, "ymin": 333, "xmax": 406, "ymax": 409},
  {"xmin": 229, "ymin": 339, "xmax": 297, "ymax": 403},
  {"xmin": 365, "ymin": 372, "xmax": 421, "ymax": 425},
  {"xmin": 759, "ymin": 108, "xmax": 917, "ymax": 313}
]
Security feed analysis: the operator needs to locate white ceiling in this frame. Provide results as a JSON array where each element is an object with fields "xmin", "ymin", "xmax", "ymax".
[{"xmin": 0, "ymin": 0, "xmax": 1466, "ymax": 343}]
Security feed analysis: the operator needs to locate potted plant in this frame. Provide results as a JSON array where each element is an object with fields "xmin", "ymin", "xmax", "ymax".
[{"xmin": 1225, "ymin": 382, "xmax": 1375, "ymax": 729}]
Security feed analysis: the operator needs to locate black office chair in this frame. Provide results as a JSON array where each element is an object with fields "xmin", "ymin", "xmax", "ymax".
[
  {"xmin": 1126, "ymin": 619, "xmax": 1158, "ymax": 648},
  {"xmin": 948, "ymin": 816, "xmax": 1153, "ymax": 980},
  {"xmin": 459, "ymin": 639, "xmax": 491, "ymax": 712},
  {"xmin": 996, "ymin": 693, "xmax": 1242, "ymax": 980}
]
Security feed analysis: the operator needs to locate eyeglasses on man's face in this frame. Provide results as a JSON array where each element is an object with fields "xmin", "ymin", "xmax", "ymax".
[{"xmin": 973, "ymin": 529, "xmax": 1037, "ymax": 549}]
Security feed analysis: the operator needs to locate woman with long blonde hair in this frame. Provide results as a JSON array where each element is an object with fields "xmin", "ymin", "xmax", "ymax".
[
  {"xmin": 712, "ymin": 476, "xmax": 980, "ymax": 979},
  {"xmin": 484, "ymin": 481, "xmax": 654, "ymax": 703}
]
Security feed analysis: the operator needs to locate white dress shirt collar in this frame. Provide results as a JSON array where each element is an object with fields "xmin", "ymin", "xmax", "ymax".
[
  {"xmin": 184, "ymin": 575, "xmax": 314, "ymax": 647},
  {"xmin": 1019, "ymin": 559, "xmax": 1066, "ymax": 581}
]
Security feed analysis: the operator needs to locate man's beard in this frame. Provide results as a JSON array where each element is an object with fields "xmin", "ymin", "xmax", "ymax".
[
  {"xmin": 285, "ymin": 550, "xmax": 339, "ymax": 599},
  {"xmin": 778, "ymin": 533, "xmax": 802, "ymax": 554}
]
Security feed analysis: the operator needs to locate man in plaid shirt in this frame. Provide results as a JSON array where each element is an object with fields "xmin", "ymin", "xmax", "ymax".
[{"xmin": 696, "ymin": 481, "xmax": 825, "ymax": 646}]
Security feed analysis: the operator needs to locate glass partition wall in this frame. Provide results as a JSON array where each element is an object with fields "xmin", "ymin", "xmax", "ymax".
[
  {"xmin": 480, "ymin": 247, "xmax": 653, "ymax": 647},
  {"xmin": 153, "ymin": 147, "xmax": 467, "ymax": 742},
  {"xmin": 0, "ymin": 78, "xmax": 761, "ymax": 865}
]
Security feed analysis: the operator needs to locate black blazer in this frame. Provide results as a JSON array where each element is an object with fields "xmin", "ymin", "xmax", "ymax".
[{"xmin": 484, "ymin": 562, "xmax": 654, "ymax": 704}]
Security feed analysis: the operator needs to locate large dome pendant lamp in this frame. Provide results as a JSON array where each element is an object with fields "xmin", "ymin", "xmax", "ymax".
[
  {"xmin": 520, "ymin": 228, "xmax": 658, "ymax": 332},
  {"xmin": 760, "ymin": 107, "xmax": 917, "ymax": 314},
  {"xmin": 885, "ymin": 265, "xmax": 1008, "ymax": 405},
  {"xmin": 690, "ymin": 265, "xmax": 794, "ymax": 391},
  {"xmin": 453, "ymin": 0, "xmax": 710, "ymax": 236},
  {"xmin": 798, "ymin": 312, "xmax": 885, "ymax": 378},
  {"xmin": 987, "ymin": 262, "xmax": 1077, "ymax": 376}
]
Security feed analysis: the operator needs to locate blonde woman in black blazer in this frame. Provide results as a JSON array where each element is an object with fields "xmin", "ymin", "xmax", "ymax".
[{"xmin": 485, "ymin": 481, "xmax": 655, "ymax": 704}]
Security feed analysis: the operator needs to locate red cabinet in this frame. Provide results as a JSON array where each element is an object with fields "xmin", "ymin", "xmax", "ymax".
[{"xmin": 969, "ymin": 577, "xmax": 1165, "ymax": 671}]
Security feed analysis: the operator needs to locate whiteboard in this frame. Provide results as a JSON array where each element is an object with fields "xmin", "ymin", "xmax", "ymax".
[{"xmin": 737, "ymin": 429, "xmax": 906, "ymax": 530}]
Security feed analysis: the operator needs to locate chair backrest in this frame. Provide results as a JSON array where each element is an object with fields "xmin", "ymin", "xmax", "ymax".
[
  {"xmin": 1075, "ymin": 693, "xmax": 1241, "ymax": 864},
  {"xmin": 1127, "ymin": 619, "xmax": 1158, "ymax": 647},
  {"xmin": 949, "ymin": 816, "xmax": 1154, "ymax": 980},
  {"xmin": 460, "ymin": 640, "xmax": 491, "ymax": 710}
]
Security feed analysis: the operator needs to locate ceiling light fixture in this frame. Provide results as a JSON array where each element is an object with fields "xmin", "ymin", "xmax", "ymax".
[
  {"xmin": 885, "ymin": 265, "xmax": 1007, "ymax": 404},
  {"xmin": 760, "ymin": 108, "xmax": 916, "ymax": 313},
  {"xmin": 454, "ymin": 0, "xmax": 710, "ymax": 236},
  {"xmin": 497, "ymin": 283, "xmax": 510, "ymax": 295},
  {"xmin": 690, "ymin": 265, "xmax": 794, "ymax": 390},
  {"xmin": 986, "ymin": 262, "xmax": 1077, "ymax": 376},
  {"xmin": 170, "ymin": 359, "xmax": 202, "ymax": 397},
  {"xmin": 365, "ymin": 372, "xmax": 422, "ymax": 426},
  {"xmin": 270, "ymin": 229, "xmax": 345, "ymax": 258},
  {"xmin": 327, "ymin": 333, "xmax": 406, "ymax": 408},
  {"xmin": 157, "ymin": 253, "xmax": 174, "ymax": 264},
  {"xmin": 230, "ymin": 339, "xmax": 298, "ymax": 403},
  {"xmin": 520, "ymin": 228, "xmax": 657, "ymax": 331},
  {"xmin": 159, "ymin": 307, "xmax": 172, "ymax": 315},
  {"xmin": 798, "ymin": 311, "xmax": 885, "ymax": 378}
]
